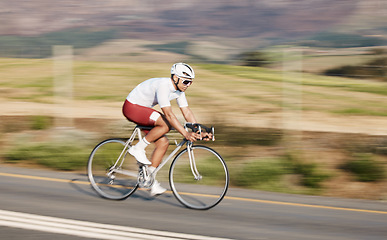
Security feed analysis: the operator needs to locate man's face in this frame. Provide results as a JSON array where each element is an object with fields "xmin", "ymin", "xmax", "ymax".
[{"xmin": 174, "ymin": 75, "xmax": 193, "ymax": 92}]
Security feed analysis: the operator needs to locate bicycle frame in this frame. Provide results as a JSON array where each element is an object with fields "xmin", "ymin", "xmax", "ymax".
[
  {"xmin": 107, "ymin": 127, "xmax": 142, "ymax": 178},
  {"xmin": 88, "ymin": 122, "xmax": 228, "ymax": 209},
  {"xmin": 108, "ymin": 125, "xmax": 201, "ymax": 182}
]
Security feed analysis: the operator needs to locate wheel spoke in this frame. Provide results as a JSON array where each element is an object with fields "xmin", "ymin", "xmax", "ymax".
[
  {"xmin": 88, "ymin": 139, "xmax": 139, "ymax": 200},
  {"xmin": 169, "ymin": 145, "xmax": 229, "ymax": 210}
]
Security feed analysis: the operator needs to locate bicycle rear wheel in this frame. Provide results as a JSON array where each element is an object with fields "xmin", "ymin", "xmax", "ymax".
[
  {"xmin": 87, "ymin": 138, "xmax": 138, "ymax": 200},
  {"xmin": 169, "ymin": 145, "xmax": 229, "ymax": 210}
]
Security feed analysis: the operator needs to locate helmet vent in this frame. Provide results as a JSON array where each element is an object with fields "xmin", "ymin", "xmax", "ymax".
[{"xmin": 183, "ymin": 72, "xmax": 191, "ymax": 77}]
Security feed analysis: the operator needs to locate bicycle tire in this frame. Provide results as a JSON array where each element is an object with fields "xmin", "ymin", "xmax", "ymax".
[
  {"xmin": 87, "ymin": 138, "xmax": 139, "ymax": 200},
  {"xmin": 169, "ymin": 145, "xmax": 229, "ymax": 210}
]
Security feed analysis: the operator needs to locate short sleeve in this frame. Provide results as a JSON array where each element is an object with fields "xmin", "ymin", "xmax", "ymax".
[
  {"xmin": 176, "ymin": 92, "xmax": 188, "ymax": 108},
  {"xmin": 156, "ymin": 83, "xmax": 171, "ymax": 108}
]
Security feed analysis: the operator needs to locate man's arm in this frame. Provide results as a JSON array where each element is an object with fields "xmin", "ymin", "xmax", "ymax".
[
  {"xmin": 180, "ymin": 106, "xmax": 212, "ymax": 141},
  {"xmin": 180, "ymin": 106, "xmax": 197, "ymax": 123},
  {"xmin": 161, "ymin": 106, "xmax": 199, "ymax": 142}
]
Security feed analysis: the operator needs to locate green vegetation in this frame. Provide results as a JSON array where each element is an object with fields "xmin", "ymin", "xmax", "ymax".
[
  {"xmin": 239, "ymin": 51, "xmax": 271, "ymax": 67},
  {"xmin": 344, "ymin": 136, "xmax": 387, "ymax": 156},
  {"xmin": 31, "ymin": 115, "xmax": 52, "ymax": 130},
  {"xmin": 0, "ymin": 28, "xmax": 117, "ymax": 58},
  {"xmin": 301, "ymin": 32, "xmax": 385, "ymax": 48},
  {"xmin": 340, "ymin": 137, "xmax": 386, "ymax": 182},
  {"xmin": 5, "ymin": 142, "xmax": 89, "ymax": 171},
  {"xmin": 232, "ymin": 153, "xmax": 331, "ymax": 192},
  {"xmin": 342, "ymin": 154, "xmax": 385, "ymax": 182},
  {"xmin": 215, "ymin": 126, "xmax": 283, "ymax": 146},
  {"xmin": 324, "ymin": 57, "xmax": 387, "ymax": 81},
  {"xmin": 375, "ymin": 139, "xmax": 387, "ymax": 156},
  {"xmin": 232, "ymin": 158, "xmax": 287, "ymax": 190},
  {"xmin": 0, "ymin": 116, "xmax": 52, "ymax": 133},
  {"xmin": 4, "ymin": 130, "xmax": 95, "ymax": 171},
  {"xmin": 283, "ymin": 153, "xmax": 331, "ymax": 188},
  {"xmin": 145, "ymin": 41, "xmax": 191, "ymax": 55}
]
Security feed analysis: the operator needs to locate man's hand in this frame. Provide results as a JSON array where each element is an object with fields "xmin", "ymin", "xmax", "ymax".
[
  {"xmin": 201, "ymin": 132, "xmax": 214, "ymax": 141},
  {"xmin": 185, "ymin": 131, "xmax": 201, "ymax": 142}
]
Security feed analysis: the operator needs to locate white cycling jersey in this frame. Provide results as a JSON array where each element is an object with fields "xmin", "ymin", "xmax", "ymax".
[{"xmin": 126, "ymin": 77, "xmax": 188, "ymax": 108}]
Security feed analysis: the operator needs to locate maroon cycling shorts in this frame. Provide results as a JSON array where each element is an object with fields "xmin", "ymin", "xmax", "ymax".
[{"xmin": 122, "ymin": 100, "xmax": 161, "ymax": 127}]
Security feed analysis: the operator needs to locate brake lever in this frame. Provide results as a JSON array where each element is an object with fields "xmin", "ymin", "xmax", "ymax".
[
  {"xmin": 198, "ymin": 125, "xmax": 202, "ymax": 140},
  {"xmin": 211, "ymin": 126, "xmax": 215, "ymax": 141}
]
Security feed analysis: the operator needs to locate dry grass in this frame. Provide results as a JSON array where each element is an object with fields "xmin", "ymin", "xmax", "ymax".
[{"xmin": 1, "ymin": 57, "xmax": 387, "ymax": 135}]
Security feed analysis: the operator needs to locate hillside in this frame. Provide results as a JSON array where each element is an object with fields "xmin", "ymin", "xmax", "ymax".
[{"xmin": 0, "ymin": 0, "xmax": 359, "ymax": 40}]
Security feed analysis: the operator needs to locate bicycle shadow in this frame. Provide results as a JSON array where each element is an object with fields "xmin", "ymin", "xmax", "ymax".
[
  {"xmin": 69, "ymin": 175, "xmax": 182, "ymax": 208},
  {"xmin": 128, "ymin": 188, "xmax": 182, "ymax": 208}
]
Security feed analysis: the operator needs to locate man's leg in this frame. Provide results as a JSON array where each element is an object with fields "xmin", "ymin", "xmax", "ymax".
[
  {"xmin": 143, "ymin": 115, "xmax": 170, "ymax": 142},
  {"xmin": 150, "ymin": 136, "xmax": 169, "ymax": 168},
  {"xmin": 144, "ymin": 115, "xmax": 170, "ymax": 167},
  {"xmin": 125, "ymin": 102, "xmax": 170, "ymax": 165},
  {"xmin": 145, "ymin": 116, "xmax": 170, "ymax": 195}
]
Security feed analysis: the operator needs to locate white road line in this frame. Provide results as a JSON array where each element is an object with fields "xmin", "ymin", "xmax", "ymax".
[{"xmin": 0, "ymin": 210, "xmax": 230, "ymax": 240}]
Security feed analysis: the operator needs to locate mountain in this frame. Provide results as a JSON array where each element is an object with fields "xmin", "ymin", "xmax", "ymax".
[{"xmin": 0, "ymin": 0, "xmax": 366, "ymax": 40}]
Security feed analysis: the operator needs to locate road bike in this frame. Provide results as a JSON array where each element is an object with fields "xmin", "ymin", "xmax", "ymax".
[{"xmin": 87, "ymin": 123, "xmax": 229, "ymax": 210}]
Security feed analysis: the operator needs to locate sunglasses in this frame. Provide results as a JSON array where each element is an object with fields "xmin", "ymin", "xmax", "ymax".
[{"xmin": 181, "ymin": 79, "xmax": 193, "ymax": 86}]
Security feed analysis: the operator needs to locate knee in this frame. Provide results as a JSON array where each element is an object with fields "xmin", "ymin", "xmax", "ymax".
[
  {"xmin": 155, "ymin": 136, "xmax": 169, "ymax": 149},
  {"xmin": 161, "ymin": 124, "xmax": 171, "ymax": 133},
  {"xmin": 159, "ymin": 137, "xmax": 169, "ymax": 148},
  {"xmin": 155, "ymin": 117, "xmax": 171, "ymax": 133},
  {"xmin": 155, "ymin": 137, "xmax": 169, "ymax": 150}
]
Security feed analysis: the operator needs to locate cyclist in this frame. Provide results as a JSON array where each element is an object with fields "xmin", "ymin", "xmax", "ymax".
[{"xmin": 123, "ymin": 63, "xmax": 209, "ymax": 196}]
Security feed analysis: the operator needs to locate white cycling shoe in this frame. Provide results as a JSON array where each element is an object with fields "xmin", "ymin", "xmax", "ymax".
[
  {"xmin": 150, "ymin": 180, "xmax": 166, "ymax": 196},
  {"xmin": 128, "ymin": 146, "xmax": 151, "ymax": 165}
]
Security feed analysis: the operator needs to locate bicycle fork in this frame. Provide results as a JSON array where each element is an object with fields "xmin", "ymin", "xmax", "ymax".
[{"xmin": 187, "ymin": 142, "xmax": 202, "ymax": 180}]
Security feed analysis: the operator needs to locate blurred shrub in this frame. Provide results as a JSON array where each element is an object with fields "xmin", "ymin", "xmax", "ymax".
[
  {"xmin": 1, "ymin": 116, "xmax": 52, "ymax": 132},
  {"xmin": 232, "ymin": 154, "xmax": 330, "ymax": 190},
  {"xmin": 145, "ymin": 41, "xmax": 190, "ymax": 55},
  {"xmin": 5, "ymin": 143, "xmax": 89, "ymax": 171},
  {"xmin": 302, "ymin": 32, "xmax": 385, "ymax": 48},
  {"xmin": 30, "ymin": 115, "xmax": 52, "ymax": 130},
  {"xmin": 343, "ymin": 137, "xmax": 376, "ymax": 154},
  {"xmin": 293, "ymin": 162, "xmax": 330, "ymax": 188},
  {"xmin": 4, "ymin": 129, "xmax": 96, "ymax": 171},
  {"xmin": 342, "ymin": 153, "xmax": 385, "ymax": 182},
  {"xmin": 344, "ymin": 136, "xmax": 387, "ymax": 156},
  {"xmin": 283, "ymin": 153, "xmax": 331, "ymax": 188},
  {"xmin": 374, "ymin": 138, "xmax": 387, "ymax": 156},
  {"xmin": 215, "ymin": 125, "xmax": 283, "ymax": 146},
  {"xmin": 0, "ymin": 28, "xmax": 117, "ymax": 58},
  {"xmin": 232, "ymin": 158, "xmax": 287, "ymax": 188},
  {"xmin": 323, "ymin": 57, "xmax": 387, "ymax": 80},
  {"xmin": 239, "ymin": 51, "xmax": 270, "ymax": 67},
  {"xmin": 1, "ymin": 117, "xmax": 30, "ymax": 133}
]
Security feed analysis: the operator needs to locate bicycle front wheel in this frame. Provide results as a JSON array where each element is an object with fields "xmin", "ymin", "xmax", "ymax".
[
  {"xmin": 87, "ymin": 138, "xmax": 138, "ymax": 200},
  {"xmin": 169, "ymin": 145, "xmax": 229, "ymax": 210}
]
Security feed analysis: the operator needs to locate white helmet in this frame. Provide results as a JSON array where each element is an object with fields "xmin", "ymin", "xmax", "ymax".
[{"xmin": 171, "ymin": 62, "xmax": 195, "ymax": 79}]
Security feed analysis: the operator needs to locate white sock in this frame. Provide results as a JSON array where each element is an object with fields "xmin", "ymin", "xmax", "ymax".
[{"xmin": 135, "ymin": 137, "xmax": 150, "ymax": 150}]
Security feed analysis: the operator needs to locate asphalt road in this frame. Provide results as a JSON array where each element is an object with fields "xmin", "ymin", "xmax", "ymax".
[{"xmin": 0, "ymin": 166, "xmax": 386, "ymax": 240}]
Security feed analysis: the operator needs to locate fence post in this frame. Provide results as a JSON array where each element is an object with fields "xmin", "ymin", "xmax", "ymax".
[
  {"xmin": 53, "ymin": 45, "xmax": 73, "ymax": 128},
  {"xmin": 282, "ymin": 48, "xmax": 303, "ymax": 150}
]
